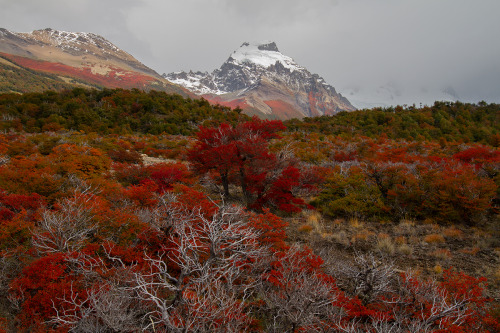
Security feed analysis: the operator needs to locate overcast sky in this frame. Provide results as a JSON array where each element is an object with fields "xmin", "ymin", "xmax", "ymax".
[{"xmin": 1, "ymin": 0, "xmax": 499, "ymax": 103}]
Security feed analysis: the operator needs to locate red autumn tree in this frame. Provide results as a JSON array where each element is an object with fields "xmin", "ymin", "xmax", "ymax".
[
  {"xmin": 188, "ymin": 122, "xmax": 238, "ymax": 197},
  {"xmin": 188, "ymin": 118, "xmax": 309, "ymax": 213}
]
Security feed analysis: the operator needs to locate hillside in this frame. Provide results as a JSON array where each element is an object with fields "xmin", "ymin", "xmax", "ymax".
[
  {"xmin": 0, "ymin": 54, "xmax": 99, "ymax": 93},
  {"xmin": 0, "ymin": 28, "xmax": 188, "ymax": 95}
]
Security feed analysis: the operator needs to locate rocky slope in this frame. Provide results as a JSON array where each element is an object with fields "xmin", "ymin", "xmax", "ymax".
[
  {"xmin": 166, "ymin": 42, "xmax": 355, "ymax": 119},
  {"xmin": 0, "ymin": 28, "xmax": 187, "ymax": 94}
]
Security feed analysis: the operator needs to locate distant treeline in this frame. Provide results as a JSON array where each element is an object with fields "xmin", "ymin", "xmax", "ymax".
[
  {"xmin": 286, "ymin": 102, "xmax": 500, "ymax": 145},
  {"xmin": 0, "ymin": 88, "xmax": 247, "ymax": 135},
  {"xmin": 0, "ymin": 88, "xmax": 498, "ymax": 144}
]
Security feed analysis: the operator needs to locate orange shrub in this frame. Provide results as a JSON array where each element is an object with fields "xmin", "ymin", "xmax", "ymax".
[
  {"xmin": 298, "ymin": 225, "xmax": 313, "ymax": 233},
  {"xmin": 352, "ymin": 230, "xmax": 375, "ymax": 243},
  {"xmin": 49, "ymin": 144, "xmax": 111, "ymax": 179},
  {"xmin": 443, "ymin": 227, "xmax": 463, "ymax": 238},
  {"xmin": 461, "ymin": 247, "xmax": 480, "ymax": 255},
  {"xmin": 395, "ymin": 236, "xmax": 407, "ymax": 244},
  {"xmin": 424, "ymin": 234, "xmax": 446, "ymax": 244},
  {"xmin": 432, "ymin": 249, "xmax": 452, "ymax": 259}
]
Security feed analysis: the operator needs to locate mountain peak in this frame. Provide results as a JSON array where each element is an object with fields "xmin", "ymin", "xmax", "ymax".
[
  {"xmin": 257, "ymin": 41, "xmax": 279, "ymax": 52},
  {"xmin": 166, "ymin": 41, "xmax": 355, "ymax": 119},
  {"xmin": 239, "ymin": 41, "xmax": 279, "ymax": 51},
  {"xmin": 27, "ymin": 28, "xmax": 116, "ymax": 50},
  {"xmin": 229, "ymin": 41, "xmax": 301, "ymax": 72}
]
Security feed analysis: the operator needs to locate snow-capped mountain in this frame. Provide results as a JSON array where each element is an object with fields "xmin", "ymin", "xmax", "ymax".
[
  {"xmin": 166, "ymin": 42, "xmax": 355, "ymax": 119},
  {"xmin": 0, "ymin": 28, "xmax": 187, "ymax": 94}
]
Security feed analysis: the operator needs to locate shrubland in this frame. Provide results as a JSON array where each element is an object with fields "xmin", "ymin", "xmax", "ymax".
[{"xmin": 0, "ymin": 88, "xmax": 498, "ymax": 332}]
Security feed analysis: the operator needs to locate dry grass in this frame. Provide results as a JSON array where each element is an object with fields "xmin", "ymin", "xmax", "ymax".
[
  {"xmin": 408, "ymin": 236, "xmax": 420, "ymax": 245},
  {"xmin": 351, "ymin": 230, "xmax": 375, "ymax": 243},
  {"xmin": 330, "ymin": 231, "xmax": 350, "ymax": 246},
  {"xmin": 400, "ymin": 219, "xmax": 415, "ymax": 227},
  {"xmin": 423, "ymin": 218, "xmax": 435, "ymax": 225},
  {"xmin": 431, "ymin": 249, "xmax": 452, "ymax": 260},
  {"xmin": 494, "ymin": 268, "xmax": 500, "ymax": 283},
  {"xmin": 332, "ymin": 218, "xmax": 345, "ymax": 226},
  {"xmin": 398, "ymin": 243, "xmax": 413, "ymax": 255},
  {"xmin": 306, "ymin": 211, "xmax": 323, "ymax": 233},
  {"xmin": 298, "ymin": 224, "xmax": 313, "ymax": 234},
  {"xmin": 378, "ymin": 233, "xmax": 390, "ymax": 239},
  {"xmin": 307, "ymin": 213, "xmax": 499, "ymax": 291},
  {"xmin": 443, "ymin": 227, "xmax": 463, "ymax": 239},
  {"xmin": 376, "ymin": 236, "xmax": 396, "ymax": 255},
  {"xmin": 429, "ymin": 224, "xmax": 441, "ymax": 232},
  {"xmin": 395, "ymin": 219, "xmax": 416, "ymax": 236},
  {"xmin": 424, "ymin": 234, "xmax": 446, "ymax": 244},
  {"xmin": 433, "ymin": 264, "xmax": 443, "ymax": 275},
  {"xmin": 0, "ymin": 57, "xmax": 21, "ymax": 69},
  {"xmin": 461, "ymin": 247, "xmax": 480, "ymax": 255},
  {"xmin": 349, "ymin": 217, "xmax": 363, "ymax": 229},
  {"xmin": 395, "ymin": 236, "xmax": 407, "ymax": 245}
]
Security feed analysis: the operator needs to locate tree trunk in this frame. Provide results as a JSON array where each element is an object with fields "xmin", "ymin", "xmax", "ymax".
[
  {"xmin": 239, "ymin": 167, "xmax": 251, "ymax": 207},
  {"xmin": 221, "ymin": 171, "xmax": 230, "ymax": 198}
]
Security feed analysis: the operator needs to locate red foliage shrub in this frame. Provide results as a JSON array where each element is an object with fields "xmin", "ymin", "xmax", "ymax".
[
  {"xmin": 123, "ymin": 180, "xmax": 159, "ymax": 207},
  {"xmin": 115, "ymin": 162, "xmax": 193, "ymax": 193},
  {"xmin": 453, "ymin": 146, "xmax": 500, "ymax": 166},
  {"xmin": 10, "ymin": 253, "xmax": 84, "ymax": 329},
  {"xmin": 107, "ymin": 148, "xmax": 142, "ymax": 164},
  {"xmin": 248, "ymin": 209, "xmax": 288, "ymax": 250},
  {"xmin": 147, "ymin": 163, "xmax": 193, "ymax": 193}
]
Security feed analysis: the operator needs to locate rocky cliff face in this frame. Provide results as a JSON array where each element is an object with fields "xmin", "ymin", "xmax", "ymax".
[{"xmin": 166, "ymin": 41, "xmax": 355, "ymax": 119}]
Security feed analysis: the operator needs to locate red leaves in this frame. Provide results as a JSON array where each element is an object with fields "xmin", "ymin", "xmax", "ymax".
[
  {"xmin": 248, "ymin": 209, "xmax": 288, "ymax": 249},
  {"xmin": 0, "ymin": 190, "xmax": 45, "ymax": 251},
  {"xmin": 123, "ymin": 180, "xmax": 159, "ymax": 207},
  {"xmin": 10, "ymin": 253, "xmax": 83, "ymax": 326},
  {"xmin": 0, "ymin": 190, "xmax": 44, "ymax": 218},
  {"xmin": 148, "ymin": 163, "xmax": 193, "ymax": 193},
  {"xmin": 188, "ymin": 118, "xmax": 311, "ymax": 213},
  {"xmin": 453, "ymin": 145, "xmax": 500, "ymax": 167},
  {"xmin": 250, "ymin": 165, "xmax": 309, "ymax": 213},
  {"xmin": 115, "ymin": 162, "xmax": 193, "ymax": 193}
]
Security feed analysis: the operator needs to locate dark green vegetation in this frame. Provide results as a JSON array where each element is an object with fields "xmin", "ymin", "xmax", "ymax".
[
  {"xmin": 0, "ymin": 88, "xmax": 247, "ymax": 135},
  {"xmin": 2, "ymin": 88, "xmax": 499, "ymax": 142},
  {"xmin": 287, "ymin": 101, "xmax": 500, "ymax": 145}
]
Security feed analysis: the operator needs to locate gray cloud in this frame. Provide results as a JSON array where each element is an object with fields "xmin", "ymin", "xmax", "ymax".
[
  {"xmin": 1, "ymin": 0, "xmax": 499, "ymax": 103},
  {"xmin": 220, "ymin": 0, "xmax": 340, "ymax": 26}
]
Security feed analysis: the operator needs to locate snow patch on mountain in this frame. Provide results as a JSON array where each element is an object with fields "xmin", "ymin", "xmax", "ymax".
[
  {"xmin": 44, "ymin": 29, "xmax": 120, "ymax": 51},
  {"xmin": 166, "ymin": 41, "xmax": 326, "ymax": 96},
  {"xmin": 28, "ymin": 28, "xmax": 121, "ymax": 55},
  {"xmin": 228, "ymin": 42, "xmax": 303, "ymax": 73},
  {"xmin": 167, "ymin": 71, "xmax": 228, "ymax": 95}
]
